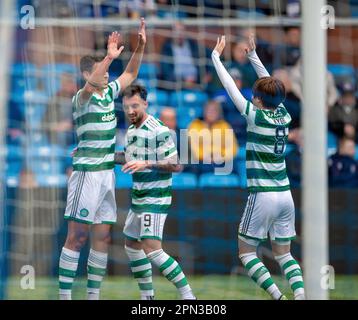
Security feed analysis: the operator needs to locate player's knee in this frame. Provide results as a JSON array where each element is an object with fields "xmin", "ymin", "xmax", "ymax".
[
  {"xmin": 101, "ymin": 232, "xmax": 111, "ymax": 245},
  {"xmin": 66, "ymin": 230, "xmax": 88, "ymax": 251},
  {"xmin": 142, "ymin": 242, "xmax": 162, "ymax": 255}
]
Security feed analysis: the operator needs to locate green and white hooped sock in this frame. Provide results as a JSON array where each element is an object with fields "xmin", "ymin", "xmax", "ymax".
[
  {"xmin": 275, "ymin": 253, "xmax": 305, "ymax": 300},
  {"xmin": 59, "ymin": 247, "xmax": 80, "ymax": 300},
  {"xmin": 87, "ymin": 249, "xmax": 108, "ymax": 300},
  {"xmin": 147, "ymin": 249, "xmax": 195, "ymax": 300},
  {"xmin": 125, "ymin": 246, "xmax": 154, "ymax": 299},
  {"xmin": 240, "ymin": 252, "xmax": 283, "ymax": 300}
]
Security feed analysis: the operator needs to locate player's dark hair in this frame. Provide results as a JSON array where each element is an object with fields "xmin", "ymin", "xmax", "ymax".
[
  {"xmin": 122, "ymin": 84, "xmax": 148, "ymax": 101},
  {"xmin": 252, "ymin": 77, "xmax": 286, "ymax": 110},
  {"xmin": 80, "ymin": 55, "xmax": 103, "ymax": 73}
]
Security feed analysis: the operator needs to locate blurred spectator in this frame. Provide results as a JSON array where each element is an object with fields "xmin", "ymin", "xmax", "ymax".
[
  {"xmin": 285, "ymin": 143, "xmax": 302, "ymax": 188},
  {"xmin": 19, "ymin": 168, "xmax": 38, "ymax": 189},
  {"xmin": 7, "ymin": 102, "xmax": 25, "ymax": 145},
  {"xmin": 273, "ymin": 69, "xmax": 301, "ymax": 129},
  {"xmin": 159, "ymin": 107, "xmax": 181, "ymax": 154},
  {"xmin": 238, "ymin": 28, "xmax": 273, "ymax": 68},
  {"xmin": 188, "ymin": 100, "xmax": 238, "ymax": 172},
  {"xmin": 285, "ymin": 0, "xmax": 300, "ymax": 18},
  {"xmin": 42, "ymin": 73, "xmax": 76, "ymax": 146},
  {"xmin": 287, "ymin": 59, "xmax": 339, "ymax": 110},
  {"xmin": 119, "ymin": 0, "xmax": 156, "ymax": 18},
  {"xmin": 328, "ymin": 81, "xmax": 358, "ymax": 141},
  {"xmin": 328, "ymin": 137, "xmax": 358, "ymax": 188},
  {"xmin": 275, "ymin": 26, "xmax": 301, "ymax": 68},
  {"xmin": 226, "ymin": 39, "xmax": 258, "ymax": 88},
  {"xmin": 159, "ymin": 22, "xmax": 212, "ymax": 89},
  {"xmin": 212, "ymin": 68, "xmax": 249, "ymax": 143}
]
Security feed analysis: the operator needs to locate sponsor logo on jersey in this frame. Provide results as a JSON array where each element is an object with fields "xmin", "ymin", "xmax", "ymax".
[{"xmin": 102, "ymin": 112, "xmax": 115, "ymax": 122}]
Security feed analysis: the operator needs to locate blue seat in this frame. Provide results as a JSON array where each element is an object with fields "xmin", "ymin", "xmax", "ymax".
[
  {"xmin": 233, "ymin": 159, "xmax": 247, "ymax": 188},
  {"xmin": 28, "ymin": 159, "xmax": 65, "ymax": 175},
  {"xmin": 147, "ymin": 105, "xmax": 163, "ymax": 118},
  {"xmin": 6, "ymin": 175, "xmax": 20, "ymax": 187},
  {"xmin": 198, "ymin": 173, "xmax": 240, "ymax": 188},
  {"xmin": 25, "ymin": 103, "xmax": 48, "ymax": 129},
  {"xmin": 147, "ymin": 90, "xmax": 169, "ymax": 106},
  {"xmin": 115, "ymin": 166, "xmax": 133, "ymax": 189},
  {"xmin": 328, "ymin": 64, "xmax": 355, "ymax": 77},
  {"xmin": 5, "ymin": 160, "xmax": 22, "ymax": 176},
  {"xmin": 136, "ymin": 78, "xmax": 158, "ymax": 91},
  {"xmin": 138, "ymin": 63, "xmax": 157, "ymax": 79},
  {"xmin": 177, "ymin": 106, "xmax": 203, "ymax": 128},
  {"xmin": 36, "ymin": 174, "xmax": 68, "ymax": 187},
  {"xmin": 327, "ymin": 131, "xmax": 337, "ymax": 157},
  {"xmin": 41, "ymin": 63, "xmax": 77, "ymax": 95},
  {"xmin": 24, "ymin": 90, "xmax": 49, "ymax": 104},
  {"xmin": 28, "ymin": 144, "xmax": 65, "ymax": 158},
  {"xmin": 170, "ymin": 90, "xmax": 208, "ymax": 109},
  {"xmin": 42, "ymin": 63, "xmax": 77, "ymax": 75},
  {"xmin": 11, "ymin": 63, "xmax": 38, "ymax": 91},
  {"xmin": 6, "ymin": 145, "xmax": 23, "ymax": 160},
  {"xmin": 236, "ymin": 146, "xmax": 246, "ymax": 160},
  {"xmin": 172, "ymin": 172, "xmax": 197, "ymax": 189}
]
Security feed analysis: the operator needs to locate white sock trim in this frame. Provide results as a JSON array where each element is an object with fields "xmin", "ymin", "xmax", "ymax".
[{"xmin": 62, "ymin": 247, "xmax": 80, "ymax": 258}]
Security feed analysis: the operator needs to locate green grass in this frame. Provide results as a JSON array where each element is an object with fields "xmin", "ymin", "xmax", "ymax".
[{"xmin": 6, "ymin": 275, "xmax": 358, "ymax": 300}]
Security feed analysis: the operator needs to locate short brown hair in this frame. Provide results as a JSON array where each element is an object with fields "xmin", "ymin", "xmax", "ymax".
[
  {"xmin": 122, "ymin": 84, "xmax": 148, "ymax": 101},
  {"xmin": 252, "ymin": 77, "xmax": 286, "ymax": 109},
  {"xmin": 80, "ymin": 55, "xmax": 103, "ymax": 73}
]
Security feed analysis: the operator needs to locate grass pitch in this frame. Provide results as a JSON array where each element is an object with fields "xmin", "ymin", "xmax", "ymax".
[{"xmin": 6, "ymin": 275, "xmax": 358, "ymax": 300}]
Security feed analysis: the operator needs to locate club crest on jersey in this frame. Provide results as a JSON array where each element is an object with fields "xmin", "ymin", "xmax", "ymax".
[
  {"xmin": 102, "ymin": 112, "xmax": 115, "ymax": 122},
  {"xmin": 79, "ymin": 208, "xmax": 89, "ymax": 217}
]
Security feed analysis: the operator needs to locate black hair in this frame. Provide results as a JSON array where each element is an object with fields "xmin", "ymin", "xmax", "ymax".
[
  {"xmin": 122, "ymin": 83, "xmax": 148, "ymax": 101},
  {"xmin": 80, "ymin": 55, "xmax": 103, "ymax": 73}
]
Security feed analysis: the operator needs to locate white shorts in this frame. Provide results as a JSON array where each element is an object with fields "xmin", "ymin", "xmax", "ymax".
[
  {"xmin": 238, "ymin": 190, "xmax": 296, "ymax": 246},
  {"xmin": 123, "ymin": 210, "xmax": 167, "ymax": 241},
  {"xmin": 64, "ymin": 170, "xmax": 117, "ymax": 224}
]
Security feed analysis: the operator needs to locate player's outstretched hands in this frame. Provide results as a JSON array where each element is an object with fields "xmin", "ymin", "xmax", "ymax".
[
  {"xmin": 213, "ymin": 35, "xmax": 226, "ymax": 56},
  {"xmin": 138, "ymin": 17, "xmax": 146, "ymax": 47},
  {"xmin": 245, "ymin": 34, "xmax": 256, "ymax": 54},
  {"xmin": 107, "ymin": 31, "xmax": 124, "ymax": 60}
]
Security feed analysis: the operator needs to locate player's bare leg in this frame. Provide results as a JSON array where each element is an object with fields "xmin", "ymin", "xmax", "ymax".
[
  {"xmin": 85, "ymin": 224, "xmax": 112, "ymax": 300},
  {"xmin": 125, "ymin": 238, "xmax": 154, "ymax": 300},
  {"xmin": 59, "ymin": 221, "xmax": 90, "ymax": 300},
  {"xmin": 271, "ymin": 240, "xmax": 305, "ymax": 300},
  {"xmin": 143, "ymin": 239, "xmax": 196, "ymax": 300},
  {"xmin": 238, "ymin": 238, "xmax": 285, "ymax": 300}
]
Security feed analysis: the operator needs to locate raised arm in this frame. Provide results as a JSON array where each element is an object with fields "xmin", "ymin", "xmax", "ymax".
[
  {"xmin": 245, "ymin": 35, "xmax": 270, "ymax": 78},
  {"xmin": 211, "ymin": 36, "xmax": 247, "ymax": 114},
  {"xmin": 77, "ymin": 32, "xmax": 124, "ymax": 106},
  {"xmin": 117, "ymin": 18, "xmax": 146, "ymax": 91}
]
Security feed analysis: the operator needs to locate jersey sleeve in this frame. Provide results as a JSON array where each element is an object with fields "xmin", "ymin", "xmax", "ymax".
[
  {"xmin": 108, "ymin": 79, "xmax": 121, "ymax": 100},
  {"xmin": 155, "ymin": 127, "xmax": 178, "ymax": 161},
  {"xmin": 247, "ymin": 50, "xmax": 270, "ymax": 78},
  {"xmin": 242, "ymin": 100, "xmax": 257, "ymax": 125},
  {"xmin": 211, "ymin": 50, "xmax": 248, "ymax": 114}
]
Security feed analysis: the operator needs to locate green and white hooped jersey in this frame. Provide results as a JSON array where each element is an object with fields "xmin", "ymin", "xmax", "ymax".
[
  {"xmin": 243, "ymin": 101, "xmax": 292, "ymax": 193},
  {"xmin": 72, "ymin": 80, "xmax": 121, "ymax": 172},
  {"xmin": 125, "ymin": 115, "xmax": 178, "ymax": 214}
]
